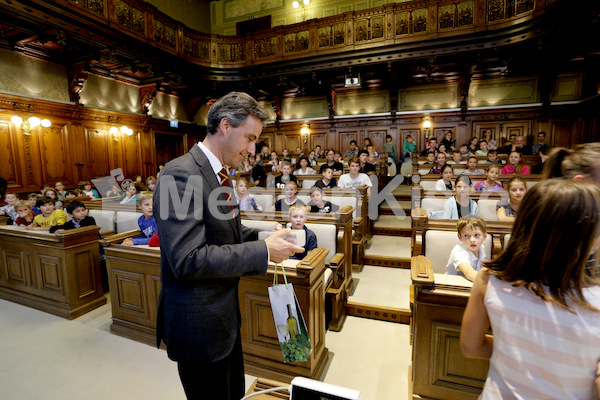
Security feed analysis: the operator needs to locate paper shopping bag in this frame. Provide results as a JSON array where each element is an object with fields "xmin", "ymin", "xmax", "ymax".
[{"xmin": 268, "ymin": 264, "xmax": 311, "ymax": 363}]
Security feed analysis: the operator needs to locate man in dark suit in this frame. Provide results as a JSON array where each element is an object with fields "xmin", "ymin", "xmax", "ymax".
[{"xmin": 154, "ymin": 92, "xmax": 302, "ymax": 400}]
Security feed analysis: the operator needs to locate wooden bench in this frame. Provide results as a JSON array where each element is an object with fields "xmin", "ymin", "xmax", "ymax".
[
  {"xmin": 414, "ymin": 173, "xmax": 543, "ymax": 191},
  {"xmin": 412, "ymin": 190, "xmax": 507, "ymax": 221},
  {"xmin": 0, "ymin": 225, "xmax": 106, "ymax": 319}
]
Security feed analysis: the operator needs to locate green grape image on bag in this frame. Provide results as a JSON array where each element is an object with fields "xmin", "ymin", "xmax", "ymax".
[{"xmin": 268, "ymin": 265, "xmax": 312, "ymax": 363}]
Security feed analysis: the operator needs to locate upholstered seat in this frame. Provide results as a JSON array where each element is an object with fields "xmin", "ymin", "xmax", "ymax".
[
  {"xmin": 88, "ymin": 209, "xmax": 116, "ymax": 234},
  {"xmin": 424, "ymin": 230, "xmax": 493, "ymax": 274},
  {"xmin": 116, "ymin": 211, "xmax": 141, "ymax": 233}
]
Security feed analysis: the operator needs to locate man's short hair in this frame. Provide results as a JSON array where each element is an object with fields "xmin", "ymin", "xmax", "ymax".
[
  {"xmin": 429, "ymin": 138, "xmax": 437, "ymax": 143},
  {"xmin": 457, "ymin": 217, "xmax": 487, "ymax": 236},
  {"xmin": 350, "ymin": 140, "xmax": 357, "ymax": 145},
  {"xmin": 358, "ymin": 149, "xmax": 369, "ymax": 157},
  {"xmin": 349, "ymin": 156, "xmax": 360, "ymax": 166},
  {"xmin": 66, "ymin": 200, "xmax": 86, "ymax": 215},
  {"xmin": 488, "ymin": 149, "xmax": 498, "ymax": 155},
  {"xmin": 538, "ymin": 131, "xmax": 546, "ymax": 137},
  {"xmin": 479, "ymin": 140, "xmax": 487, "ymax": 145},
  {"xmin": 321, "ymin": 165, "xmax": 333, "ymax": 173},
  {"xmin": 281, "ymin": 161, "xmax": 291, "ymax": 168},
  {"xmin": 206, "ymin": 92, "xmax": 269, "ymax": 135},
  {"xmin": 138, "ymin": 191, "xmax": 154, "ymax": 203}
]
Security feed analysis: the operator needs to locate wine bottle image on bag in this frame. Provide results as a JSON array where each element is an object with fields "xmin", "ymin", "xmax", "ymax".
[{"xmin": 287, "ymin": 304, "xmax": 299, "ymax": 341}]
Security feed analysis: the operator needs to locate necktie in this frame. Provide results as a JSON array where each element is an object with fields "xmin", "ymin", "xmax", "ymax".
[{"xmin": 219, "ymin": 168, "xmax": 237, "ymax": 223}]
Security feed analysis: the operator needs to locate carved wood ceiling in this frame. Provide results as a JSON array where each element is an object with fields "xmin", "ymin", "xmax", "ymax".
[{"xmin": 0, "ymin": 0, "xmax": 598, "ymax": 107}]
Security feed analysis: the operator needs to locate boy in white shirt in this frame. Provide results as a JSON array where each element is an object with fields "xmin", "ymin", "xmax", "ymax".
[
  {"xmin": 337, "ymin": 157, "xmax": 372, "ymax": 197},
  {"xmin": 445, "ymin": 217, "xmax": 488, "ymax": 281}
]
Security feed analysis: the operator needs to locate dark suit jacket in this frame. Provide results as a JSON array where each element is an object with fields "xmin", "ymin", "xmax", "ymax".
[{"xmin": 154, "ymin": 144, "xmax": 269, "ymax": 363}]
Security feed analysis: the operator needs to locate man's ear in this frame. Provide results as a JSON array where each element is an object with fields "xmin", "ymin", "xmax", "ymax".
[
  {"xmin": 218, "ymin": 117, "xmax": 230, "ymax": 135},
  {"xmin": 573, "ymin": 174, "xmax": 586, "ymax": 182}
]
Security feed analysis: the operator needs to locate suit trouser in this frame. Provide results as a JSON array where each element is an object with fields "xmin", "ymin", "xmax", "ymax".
[{"xmin": 177, "ymin": 331, "xmax": 245, "ymax": 400}]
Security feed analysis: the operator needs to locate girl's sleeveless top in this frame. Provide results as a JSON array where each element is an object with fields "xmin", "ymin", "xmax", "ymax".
[{"xmin": 482, "ymin": 275, "xmax": 600, "ymax": 399}]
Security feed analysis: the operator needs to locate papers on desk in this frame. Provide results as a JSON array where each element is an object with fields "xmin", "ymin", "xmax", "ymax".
[{"xmin": 434, "ymin": 273, "xmax": 473, "ymax": 290}]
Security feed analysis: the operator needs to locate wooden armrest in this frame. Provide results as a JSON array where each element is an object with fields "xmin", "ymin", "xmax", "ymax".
[
  {"xmin": 411, "ymin": 255, "xmax": 434, "ymax": 287},
  {"xmin": 99, "ymin": 230, "xmax": 116, "ymax": 239},
  {"xmin": 99, "ymin": 229, "xmax": 142, "ymax": 246},
  {"xmin": 328, "ymin": 252, "xmax": 344, "ymax": 287}
]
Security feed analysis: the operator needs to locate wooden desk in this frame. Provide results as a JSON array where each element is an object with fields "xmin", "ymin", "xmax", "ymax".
[
  {"xmin": 103, "ymin": 243, "xmax": 329, "ymax": 383},
  {"xmin": 0, "ymin": 225, "xmax": 106, "ymax": 319},
  {"xmin": 410, "ymin": 255, "xmax": 488, "ymax": 400}
]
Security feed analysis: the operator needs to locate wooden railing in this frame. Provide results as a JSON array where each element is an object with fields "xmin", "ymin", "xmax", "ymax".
[{"xmin": 49, "ymin": 0, "xmax": 547, "ymax": 69}]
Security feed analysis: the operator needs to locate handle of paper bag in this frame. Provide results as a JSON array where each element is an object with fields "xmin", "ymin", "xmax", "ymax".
[{"xmin": 272, "ymin": 263, "xmax": 289, "ymax": 288}]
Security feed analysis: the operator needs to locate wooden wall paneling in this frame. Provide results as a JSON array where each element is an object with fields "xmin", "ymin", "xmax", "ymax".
[
  {"xmin": 0, "ymin": 121, "xmax": 19, "ymax": 187},
  {"xmin": 552, "ymin": 120, "xmax": 577, "ymax": 148},
  {"xmin": 285, "ymin": 134, "xmax": 301, "ymax": 153},
  {"xmin": 121, "ymin": 131, "xmax": 142, "ymax": 179},
  {"xmin": 309, "ymin": 132, "xmax": 326, "ymax": 152},
  {"xmin": 86, "ymin": 127, "xmax": 112, "ymax": 179},
  {"xmin": 38, "ymin": 123, "xmax": 72, "ymax": 186},
  {"xmin": 69, "ymin": 123, "xmax": 88, "ymax": 183},
  {"xmin": 366, "ymin": 130, "xmax": 386, "ymax": 153},
  {"xmin": 141, "ymin": 130, "xmax": 155, "ymax": 178},
  {"xmin": 340, "ymin": 131, "xmax": 357, "ymax": 154},
  {"xmin": 503, "ymin": 121, "xmax": 530, "ymax": 142}
]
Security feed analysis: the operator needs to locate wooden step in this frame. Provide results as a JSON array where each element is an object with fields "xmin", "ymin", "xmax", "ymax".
[
  {"xmin": 363, "ymin": 235, "xmax": 411, "ymax": 267},
  {"xmin": 371, "ymin": 215, "xmax": 412, "ymax": 237}
]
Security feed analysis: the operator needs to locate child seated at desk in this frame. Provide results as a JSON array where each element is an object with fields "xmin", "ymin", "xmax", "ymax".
[
  {"xmin": 0, "ymin": 192, "xmax": 19, "ymax": 223},
  {"xmin": 271, "ymin": 182, "xmax": 305, "ymax": 213},
  {"xmin": 14, "ymin": 200, "xmax": 39, "ymax": 227},
  {"xmin": 49, "ymin": 201, "xmax": 97, "ymax": 233},
  {"xmin": 274, "ymin": 161, "xmax": 298, "ymax": 189},
  {"xmin": 120, "ymin": 182, "xmax": 140, "ymax": 205},
  {"xmin": 29, "ymin": 196, "xmax": 68, "ymax": 230},
  {"xmin": 496, "ymin": 176, "xmax": 526, "ymax": 221},
  {"xmin": 314, "ymin": 166, "xmax": 337, "ymax": 189},
  {"xmin": 445, "ymin": 217, "xmax": 488, "ymax": 281},
  {"xmin": 42, "ymin": 187, "xmax": 63, "ymax": 210},
  {"xmin": 306, "ymin": 186, "xmax": 338, "ymax": 214},
  {"xmin": 28, "ymin": 193, "xmax": 41, "ymax": 214},
  {"xmin": 474, "ymin": 165, "xmax": 503, "ymax": 192},
  {"xmin": 289, "ymin": 206, "xmax": 317, "ymax": 260},
  {"xmin": 122, "ymin": 191, "xmax": 157, "ymax": 246},
  {"xmin": 236, "ymin": 178, "xmax": 262, "ymax": 211},
  {"xmin": 441, "ymin": 175, "xmax": 479, "ymax": 219}
]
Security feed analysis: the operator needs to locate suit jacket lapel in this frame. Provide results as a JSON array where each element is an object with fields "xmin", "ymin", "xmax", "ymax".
[{"xmin": 190, "ymin": 145, "xmax": 241, "ymax": 241}]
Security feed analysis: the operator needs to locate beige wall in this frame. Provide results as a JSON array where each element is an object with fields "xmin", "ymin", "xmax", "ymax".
[
  {"xmin": 210, "ymin": 0, "xmax": 405, "ymax": 36},
  {"xmin": 146, "ymin": 0, "xmax": 211, "ymax": 33},
  {"xmin": 79, "ymin": 75, "xmax": 140, "ymax": 114},
  {"xmin": 148, "ymin": 92, "xmax": 189, "ymax": 121},
  {"xmin": 0, "ymin": 48, "xmax": 69, "ymax": 102}
]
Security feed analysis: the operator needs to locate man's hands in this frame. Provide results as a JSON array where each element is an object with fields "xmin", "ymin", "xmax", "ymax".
[
  {"xmin": 265, "ymin": 228, "xmax": 304, "ymax": 263},
  {"xmin": 122, "ymin": 238, "xmax": 134, "ymax": 246}
]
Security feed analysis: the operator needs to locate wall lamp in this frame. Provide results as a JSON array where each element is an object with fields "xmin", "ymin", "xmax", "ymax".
[
  {"xmin": 109, "ymin": 125, "xmax": 134, "ymax": 142},
  {"xmin": 300, "ymin": 124, "xmax": 310, "ymax": 144},
  {"xmin": 422, "ymin": 116, "xmax": 432, "ymax": 138},
  {"xmin": 11, "ymin": 116, "xmax": 51, "ymax": 136}
]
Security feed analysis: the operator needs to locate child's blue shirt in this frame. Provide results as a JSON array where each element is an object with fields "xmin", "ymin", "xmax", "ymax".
[{"xmin": 132, "ymin": 215, "xmax": 157, "ymax": 245}]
